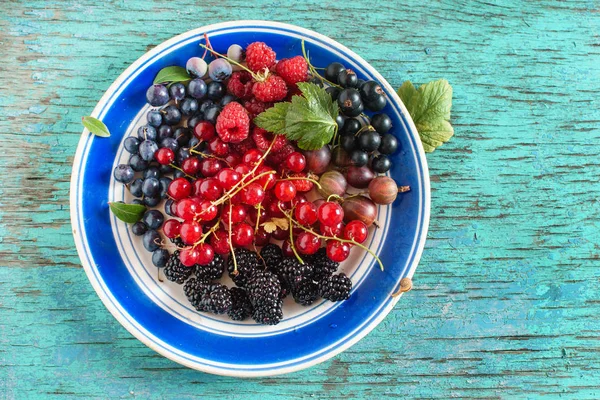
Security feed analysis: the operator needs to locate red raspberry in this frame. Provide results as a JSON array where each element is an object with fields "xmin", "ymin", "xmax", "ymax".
[
  {"xmin": 267, "ymin": 143, "xmax": 296, "ymax": 165},
  {"xmin": 276, "ymin": 56, "xmax": 308, "ymax": 86},
  {"xmin": 227, "ymin": 71, "xmax": 253, "ymax": 100},
  {"xmin": 252, "ymin": 126, "xmax": 288, "ymax": 152},
  {"xmin": 215, "ymin": 102, "xmax": 250, "ymax": 143},
  {"xmin": 243, "ymin": 98, "xmax": 273, "ymax": 119},
  {"xmin": 288, "ymin": 172, "xmax": 313, "ymax": 192},
  {"xmin": 252, "ymin": 74, "xmax": 288, "ymax": 103},
  {"xmin": 231, "ymin": 137, "xmax": 256, "ymax": 155},
  {"xmin": 245, "ymin": 42, "xmax": 276, "ymax": 73}
]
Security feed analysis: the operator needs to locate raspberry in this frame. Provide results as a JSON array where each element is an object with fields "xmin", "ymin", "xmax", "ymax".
[
  {"xmin": 243, "ymin": 98, "xmax": 273, "ymax": 119},
  {"xmin": 245, "ymin": 42, "xmax": 276, "ymax": 73},
  {"xmin": 227, "ymin": 71, "xmax": 253, "ymax": 100},
  {"xmin": 252, "ymin": 127, "xmax": 288, "ymax": 152},
  {"xmin": 288, "ymin": 172, "xmax": 313, "ymax": 192},
  {"xmin": 267, "ymin": 143, "xmax": 296, "ymax": 165},
  {"xmin": 252, "ymin": 75, "xmax": 288, "ymax": 103},
  {"xmin": 276, "ymin": 56, "xmax": 308, "ymax": 86},
  {"xmin": 215, "ymin": 102, "xmax": 250, "ymax": 143},
  {"xmin": 231, "ymin": 137, "xmax": 256, "ymax": 155}
]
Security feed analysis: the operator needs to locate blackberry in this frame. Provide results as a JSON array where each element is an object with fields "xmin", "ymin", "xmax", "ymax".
[
  {"xmin": 292, "ymin": 278, "xmax": 319, "ymax": 306},
  {"xmin": 183, "ymin": 277, "xmax": 212, "ymax": 311},
  {"xmin": 227, "ymin": 248, "xmax": 262, "ymax": 287},
  {"xmin": 195, "ymin": 254, "xmax": 224, "ymax": 280},
  {"xmin": 170, "ymin": 236, "xmax": 185, "ymax": 248},
  {"xmin": 246, "ymin": 270, "xmax": 281, "ymax": 307},
  {"xmin": 308, "ymin": 248, "xmax": 339, "ymax": 282},
  {"xmin": 319, "ymin": 273, "xmax": 352, "ymax": 302},
  {"xmin": 200, "ymin": 284, "xmax": 232, "ymax": 314},
  {"xmin": 252, "ymin": 300, "xmax": 283, "ymax": 325},
  {"xmin": 280, "ymin": 257, "xmax": 314, "ymax": 289},
  {"xmin": 260, "ymin": 243, "xmax": 283, "ymax": 271},
  {"xmin": 228, "ymin": 287, "xmax": 253, "ymax": 321},
  {"xmin": 164, "ymin": 251, "xmax": 193, "ymax": 284}
]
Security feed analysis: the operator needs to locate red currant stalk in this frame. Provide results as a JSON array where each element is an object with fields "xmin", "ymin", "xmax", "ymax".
[
  {"xmin": 192, "ymin": 220, "xmax": 220, "ymax": 247},
  {"xmin": 189, "ymin": 149, "xmax": 232, "ymax": 167},
  {"xmin": 227, "ymin": 202, "xmax": 238, "ymax": 273},
  {"xmin": 285, "ymin": 207, "xmax": 305, "ymax": 265},
  {"xmin": 283, "ymin": 210, "xmax": 384, "ymax": 271}
]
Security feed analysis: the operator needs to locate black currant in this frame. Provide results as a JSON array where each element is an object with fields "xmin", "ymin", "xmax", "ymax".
[
  {"xmin": 337, "ymin": 88, "xmax": 363, "ymax": 117},
  {"xmin": 342, "ymin": 118, "xmax": 361, "ymax": 136},
  {"xmin": 350, "ymin": 150, "xmax": 369, "ymax": 167},
  {"xmin": 379, "ymin": 133, "xmax": 399, "ymax": 154},
  {"xmin": 371, "ymin": 113, "xmax": 392, "ymax": 134},
  {"xmin": 341, "ymin": 135, "xmax": 356, "ymax": 152},
  {"xmin": 357, "ymin": 130, "xmax": 381, "ymax": 152},
  {"xmin": 364, "ymin": 94, "xmax": 387, "ymax": 112},
  {"xmin": 326, "ymin": 86, "xmax": 340, "ymax": 101},
  {"xmin": 360, "ymin": 81, "xmax": 384, "ymax": 102},
  {"xmin": 337, "ymin": 69, "xmax": 358, "ymax": 88},
  {"xmin": 324, "ymin": 62, "xmax": 345, "ymax": 83},
  {"xmin": 371, "ymin": 155, "xmax": 392, "ymax": 173}
]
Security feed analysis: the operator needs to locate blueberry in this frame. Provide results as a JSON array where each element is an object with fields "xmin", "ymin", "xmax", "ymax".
[
  {"xmin": 227, "ymin": 44, "xmax": 245, "ymax": 62},
  {"xmin": 159, "ymin": 177, "xmax": 172, "ymax": 198},
  {"xmin": 379, "ymin": 133, "xmax": 398, "ymax": 154},
  {"xmin": 338, "ymin": 88, "xmax": 364, "ymax": 117},
  {"xmin": 357, "ymin": 130, "xmax": 381, "ymax": 152},
  {"xmin": 186, "ymin": 57, "xmax": 208, "ymax": 78},
  {"xmin": 342, "ymin": 118, "xmax": 361, "ymax": 136},
  {"xmin": 173, "ymin": 169, "xmax": 186, "ymax": 179},
  {"xmin": 208, "ymin": 59, "xmax": 233, "ymax": 82},
  {"xmin": 160, "ymin": 137, "xmax": 179, "ymax": 152},
  {"xmin": 142, "ymin": 230, "xmax": 161, "ymax": 252},
  {"xmin": 338, "ymin": 69, "xmax": 358, "ymax": 88},
  {"xmin": 143, "ymin": 196, "xmax": 161, "ymax": 207},
  {"xmin": 130, "ymin": 178, "xmax": 144, "ymax": 197},
  {"xmin": 356, "ymin": 78, "xmax": 366, "ymax": 89},
  {"xmin": 360, "ymin": 81, "xmax": 384, "ymax": 102},
  {"xmin": 371, "ymin": 113, "xmax": 392, "ymax": 134},
  {"xmin": 326, "ymin": 86, "xmax": 340, "ymax": 101},
  {"xmin": 199, "ymin": 100, "xmax": 215, "ymax": 114},
  {"xmin": 341, "ymin": 135, "xmax": 356, "ymax": 152},
  {"xmin": 180, "ymin": 97, "xmax": 199, "ymax": 116},
  {"xmin": 124, "ymin": 136, "xmax": 140, "ymax": 154},
  {"xmin": 188, "ymin": 136, "xmax": 200, "ymax": 149},
  {"xmin": 113, "ymin": 164, "xmax": 134, "ymax": 183},
  {"xmin": 142, "ymin": 209, "xmax": 164, "ymax": 230},
  {"xmin": 159, "ymin": 164, "xmax": 175, "ymax": 175},
  {"xmin": 132, "ymin": 221, "xmax": 148, "ymax": 236},
  {"xmin": 176, "ymin": 147, "xmax": 191, "ymax": 165},
  {"xmin": 350, "ymin": 150, "xmax": 369, "ymax": 167},
  {"xmin": 157, "ymin": 125, "xmax": 173, "ymax": 140},
  {"xmin": 152, "ymin": 248, "xmax": 170, "ymax": 268},
  {"xmin": 137, "ymin": 125, "xmax": 157, "ymax": 141},
  {"xmin": 165, "ymin": 199, "xmax": 176, "ymax": 216},
  {"xmin": 142, "ymin": 177, "xmax": 160, "ymax": 197},
  {"xmin": 325, "ymin": 62, "xmax": 345, "ymax": 83},
  {"xmin": 162, "ymin": 105, "xmax": 182, "ymax": 125},
  {"xmin": 147, "ymin": 110, "xmax": 163, "ymax": 127},
  {"xmin": 371, "ymin": 154, "xmax": 392, "ymax": 173},
  {"xmin": 188, "ymin": 78, "xmax": 207, "ymax": 99},
  {"xmin": 220, "ymin": 94, "xmax": 236, "ymax": 106},
  {"xmin": 174, "ymin": 128, "xmax": 191, "ymax": 147},
  {"xmin": 204, "ymin": 105, "xmax": 221, "ymax": 124},
  {"xmin": 143, "ymin": 166, "xmax": 161, "ymax": 180},
  {"xmin": 187, "ymin": 114, "xmax": 203, "ymax": 129},
  {"xmin": 146, "ymin": 84, "xmax": 170, "ymax": 106},
  {"xmin": 169, "ymin": 83, "xmax": 186, "ymax": 102},
  {"xmin": 129, "ymin": 154, "xmax": 149, "ymax": 171},
  {"xmin": 139, "ymin": 140, "xmax": 158, "ymax": 161},
  {"xmin": 207, "ymin": 82, "xmax": 225, "ymax": 100},
  {"xmin": 364, "ymin": 94, "xmax": 387, "ymax": 112}
]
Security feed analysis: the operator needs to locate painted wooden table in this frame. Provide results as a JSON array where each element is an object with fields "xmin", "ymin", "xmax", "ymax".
[{"xmin": 2, "ymin": 1, "xmax": 599, "ymax": 398}]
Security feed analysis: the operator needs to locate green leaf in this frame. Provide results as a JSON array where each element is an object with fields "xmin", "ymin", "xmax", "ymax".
[
  {"xmin": 254, "ymin": 102, "xmax": 290, "ymax": 134},
  {"xmin": 81, "ymin": 116, "xmax": 110, "ymax": 137},
  {"xmin": 153, "ymin": 66, "xmax": 191, "ymax": 84},
  {"xmin": 109, "ymin": 202, "xmax": 146, "ymax": 224},
  {"xmin": 397, "ymin": 79, "xmax": 453, "ymax": 153}
]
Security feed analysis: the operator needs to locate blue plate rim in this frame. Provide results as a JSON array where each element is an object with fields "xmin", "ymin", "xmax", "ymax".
[{"xmin": 69, "ymin": 20, "xmax": 430, "ymax": 376}]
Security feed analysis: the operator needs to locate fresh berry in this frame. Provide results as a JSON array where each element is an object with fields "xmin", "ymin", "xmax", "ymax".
[
  {"xmin": 155, "ymin": 148, "xmax": 175, "ymax": 165},
  {"xmin": 193, "ymin": 121, "xmax": 216, "ymax": 141},
  {"xmin": 285, "ymin": 152, "xmax": 306, "ymax": 172},
  {"xmin": 243, "ymin": 98, "xmax": 273, "ymax": 119},
  {"xmin": 343, "ymin": 220, "xmax": 368, "ymax": 243},
  {"xmin": 320, "ymin": 221, "xmax": 344, "ymax": 237},
  {"xmin": 267, "ymin": 143, "xmax": 295, "ymax": 165},
  {"xmin": 227, "ymin": 71, "xmax": 254, "ymax": 99},
  {"xmin": 274, "ymin": 181, "xmax": 296, "ymax": 202},
  {"xmin": 288, "ymin": 172, "xmax": 313, "ymax": 192},
  {"xmin": 183, "ymin": 277, "xmax": 212, "ymax": 311},
  {"xmin": 326, "ymin": 240, "xmax": 350, "ymax": 262},
  {"xmin": 379, "ymin": 133, "xmax": 399, "ymax": 155},
  {"xmin": 245, "ymin": 42, "xmax": 276, "ymax": 72},
  {"xmin": 275, "ymin": 56, "xmax": 308, "ymax": 85},
  {"xmin": 164, "ymin": 251, "xmax": 194, "ymax": 284},
  {"xmin": 216, "ymin": 168, "xmax": 242, "ymax": 190},
  {"xmin": 280, "ymin": 257, "xmax": 314, "ymax": 288},
  {"xmin": 180, "ymin": 246, "xmax": 200, "ymax": 267},
  {"xmin": 318, "ymin": 273, "xmax": 352, "ymax": 301},
  {"xmin": 146, "ymin": 84, "xmax": 170, "ymax": 106},
  {"xmin": 252, "ymin": 74, "xmax": 288, "ymax": 102},
  {"xmin": 338, "ymin": 69, "xmax": 358, "ymax": 88},
  {"xmin": 181, "ymin": 156, "xmax": 201, "ymax": 175},
  {"xmin": 152, "ymin": 248, "xmax": 170, "ymax": 268},
  {"xmin": 295, "ymin": 231, "xmax": 321, "ymax": 255},
  {"xmin": 168, "ymin": 177, "xmax": 192, "ymax": 200},
  {"xmin": 200, "ymin": 158, "xmax": 225, "ymax": 177},
  {"xmin": 208, "ymin": 59, "xmax": 233, "ymax": 82},
  {"xmin": 227, "ymin": 248, "xmax": 261, "ymax": 287},
  {"xmin": 295, "ymin": 202, "xmax": 318, "ymax": 225},
  {"xmin": 215, "ymin": 102, "xmax": 250, "ymax": 143},
  {"xmin": 324, "ymin": 62, "xmax": 345, "ymax": 84},
  {"xmin": 180, "ymin": 221, "xmax": 202, "ymax": 245},
  {"xmin": 252, "ymin": 127, "xmax": 288, "ymax": 152},
  {"xmin": 338, "ymin": 88, "xmax": 363, "ymax": 117},
  {"xmin": 186, "ymin": 57, "xmax": 208, "ymax": 78},
  {"xmin": 113, "ymin": 165, "xmax": 134, "ymax": 183},
  {"xmin": 228, "ymin": 287, "xmax": 253, "ymax": 321},
  {"xmin": 252, "ymin": 300, "xmax": 283, "ymax": 325},
  {"xmin": 195, "ymin": 253, "xmax": 224, "ymax": 280},
  {"xmin": 188, "ymin": 78, "xmax": 208, "ymax": 98},
  {"xmin": 141, "ymin": 210, "xmax": 164, "ymax": 230},
  {"xmin": 210, "ymin": 230, "xmax": 231, "ymax": 255},
  {"xmin": 318, "ymin": 202, "xmax": 344, "ymax": 226},
  {"xmin": 221, "ymin": 204, "xmax": 247, "ymax": 224},
  {"xmin": 231, "ymin": 137, "xmax": 256, "ymax": 155},
  {"xmin": 132, "ymin": 221, "xmax": 148, "ymax": 236},
  {"xmin": 163, "ymin": 219, "xmax": 181, "ymax": 239},
  {"xmin": 208, "ymin": 137, "xmax": 229, "ymax": 156},
  {"xmin": 246, "ymin": 270, "xmax": 281, "ymax": 307},
  {"xmin": 232, "ymin": 222, "xmax": 254, "ymax": 247},
  {"xmin": 307, "ymin": 248, "xmax": 339, "ymax": 282},
  {"xmin": 242, "ymin": 182, "xmax": 265, "ymax": 206},
  {"xmin": 207, "ymin": 82, "xmax": 226, "ymax": 101},
  {"xmin": 260, "ymin": 243, "xmax": 283, "ymax": 271},
  {"xmin": 371, "ymin": 154, "xmax": 392, "ymax": 173},
  {"xmin": 357, "ymin": 129, "xmax": 381, "ymax": 152},
  {"xmin": 200, "ymin": 284, "xmax": 232, "ymax": 314},
  {"xmin": 292, "ymin": 278, "xmax": 319, "ymax": 306}
]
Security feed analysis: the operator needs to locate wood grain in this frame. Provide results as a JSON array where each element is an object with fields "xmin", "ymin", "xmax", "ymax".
[{"xmin": 1, "ymin": 0, "xmax": 600, "ymax": 398}]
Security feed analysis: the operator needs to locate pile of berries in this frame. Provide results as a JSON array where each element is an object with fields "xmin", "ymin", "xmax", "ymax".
[{"xmin": 112, "ymin": 39, "xmax": 406, "ymax": 325}]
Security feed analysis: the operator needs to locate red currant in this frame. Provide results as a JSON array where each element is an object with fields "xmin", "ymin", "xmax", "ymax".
[
  {"xmin": 208, "ymin": 137, "xmax": 229, "ymax": 156},
  {"xmin": 343, "ymin": 220, "xmax": 368, "ymax": 244},
  {"xmin": 179, "ymin": 246, "xmax": 200, "ymax": 267},
  {"xmin": 155, "ymin": 148, "xmax": 174, "ymax": 165},
  {"xmin": 216, "ymin": 168, "xmax": 242, "ymax": 190},
  {"xmin": 193, "ymin": 121, "xmax": 216, "ymax": 141},
  {"xmin": 247, "ymin": 207, "xmax": 268, "ymax": 226},
  {"xmin": 274, "ymin": 181, "xmax": 297, "ymax": 202},
  {"xmin": 255, "ymin": 165, "xmax": 276, "ymax": 190},
  {"xmin": 181, "ymin": 156, "xmax": 200, "ymax": 175},
  {"xmin": 234, "ymin": 163, "xmax": 252, "ymax": 179},
  {"xmin": 195, "ymin": 243, "xmax": 215, "ymax": 265},
  {"xmin": 197, "ymin": 200, "xmax": 218, "ymax": 221},
  {"xmin": 210, "ymin": 230, "xmax": 231, "ymax": 255},
  {"xmin": 266, "ymin": 198, "xmax": 289, "ymax": 217},
  {"xmin": 254, "ymin": 226, "xmax": 271, "ymax": 246},
  {"xmin": 225, "ymin": 152, "xmax": 242, "ymax": 167},
  {"xmin": 320, "ymin": 221, "xmax": 344, "ymax": 237},
  {"xmin": 230, "ymin": 191, "xmax": 244, "ymax": 204},
  {"xmin": 243, "ymin": 149, "xmax": 263, "ymax": 166},
  {"xmin": 285, "ymin": 152, "xmax": 306, "ymax": 173},
  {"xmin": 163, "ymin": 219, "xmax": 181, "ymax": 239},
  {"xmin": 176, "ymin": 198, "xmax": 199, "ymax": 221},
  {"xmin": 291, "ymin": 193, "xmax": 308, "ymax": 207},
  {"xmin": 232, "ymin": 223, "xmax": 253, "ymax": 247},
  {"xmin": 197, "ymin": 178, "xmax": 222, "ymax": 201},
  {"xmin": 272, "ymin": 227, "xmax": 289, "ymax": 241},
  {"xmin": 326, "ymin": 240, "xmax": 350, "ymax": 262},
  {"xmin": 199, "ymin": 159, "xmax": 224, "ymax": 177},
  {"xmin": 317, "ymin": 202, "xmax": 344, "ymax": 226},
  {"xmin": 168, "ymin": 177, "xmax": 192, "ymax": 200},
  {"xmin": 295, "ymin": 232, "xmax": 320, "ymax": 255},
  {"xmin": 242, "ymin": 182, "xmax": 265, "ymax": 206},
  {"xmin": 295, "ymin": 202, "xmax": 318, "ymax": 225},
  {"xmin": 281, "ymin": 240, "xmax": 294, "ymax": 257},
  {"xmin": 180, "ymin": 221, "xmax": 202, "ymax": 245},
  {"xmin": 222, "ymin": 203, "xmax": 247, "ymax": 224}
]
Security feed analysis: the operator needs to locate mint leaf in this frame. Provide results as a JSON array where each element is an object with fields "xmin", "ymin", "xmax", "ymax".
[
  {"xmin": 254, "ymin": 102, "xmax": 290, "ymax": 133},
  {"xmin": 109, "ymin": 202, "xmax": 146, "ymax": 224},
  {"xmin": 82, "ymin": 116, "xmax": 110, "ymax": 137},
  {"xmin": 398, "ymin": 79, "xmax": 453, "ymax": 152},
  {"xmin": 153, "ymin": 66, "xmax": 191, "ymax": 84}
]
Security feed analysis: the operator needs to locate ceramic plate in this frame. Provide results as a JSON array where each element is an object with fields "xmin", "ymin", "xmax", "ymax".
[{"xmin": 70, "ymin": 20, "xmax": 430, "ymax": 376}]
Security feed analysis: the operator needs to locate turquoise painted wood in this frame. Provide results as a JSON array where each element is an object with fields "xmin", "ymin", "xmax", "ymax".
[{"xmin": 1, "ymin": 1, "xmax": 599, "ymax": 398}]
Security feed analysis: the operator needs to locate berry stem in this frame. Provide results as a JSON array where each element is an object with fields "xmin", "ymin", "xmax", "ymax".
[
  {"xmin": 301, "ymin": 40, "xmax": 342, "ymax": 89},
  {"xmin": 286, "ymin": 208, "xmax": 305, "ymax": 265},
  {"xmin": 189, "ymin": 149, "xmax": 231, "ymax": 166},
  {"xmin": 192, "ymin": 221, "xmax": 220, "ymax": 247},
  {"xmin": 326, "ymin": 193, "xmax": 345, "ymax": 203},
  {"xmin": 228, "ymin": 203, "xmax": 237, "ymax": 273}
]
